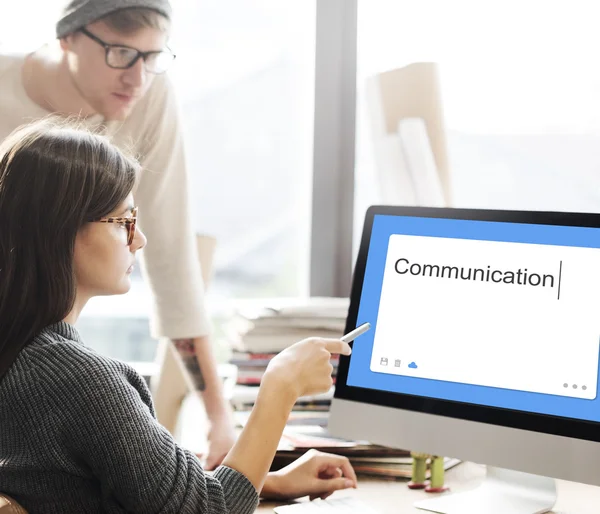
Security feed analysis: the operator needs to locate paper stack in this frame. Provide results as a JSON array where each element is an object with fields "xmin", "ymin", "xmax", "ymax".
[
  {"xmin": 227, "ymin": 296, "xmax": 349, "ymax": 354},
  {"xmin": 226, "ymin": 297, "xmax": 348, "ymax": 395}
]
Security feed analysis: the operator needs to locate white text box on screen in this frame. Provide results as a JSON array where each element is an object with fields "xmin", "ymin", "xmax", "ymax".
[{"xmin": 370, "ymin": 234, "xmax": 600, "ymax": 400}]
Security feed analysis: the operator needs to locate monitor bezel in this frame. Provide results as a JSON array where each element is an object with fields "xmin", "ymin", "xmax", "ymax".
[{"xmin": 334, "ymin": 205, "xmax": 600, "ymax": 443}]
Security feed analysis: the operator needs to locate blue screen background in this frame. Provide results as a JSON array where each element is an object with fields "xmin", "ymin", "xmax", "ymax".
[{"xmin": 347, "ymin": 214, "xmax": 600, "ymax": 423}]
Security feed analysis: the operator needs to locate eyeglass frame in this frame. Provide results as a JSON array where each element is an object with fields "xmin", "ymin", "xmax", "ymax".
[
  {"xmin": 95, "ymin": 206, "xmax": 138, "ymax": 246},
  {"xmin": 79, "ymin": 27, "xmax": 176, "ymax": 74}
]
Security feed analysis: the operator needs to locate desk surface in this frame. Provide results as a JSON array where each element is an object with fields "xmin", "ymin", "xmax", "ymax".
[{"xmin": 257, "ymin": 461, "xmax": 600, "ymax": 513}]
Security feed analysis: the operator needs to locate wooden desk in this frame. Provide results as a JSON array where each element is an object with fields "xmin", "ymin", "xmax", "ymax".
[{"xmin": 257, "ymin": 462, "xmax": 600, "ymax": 513}]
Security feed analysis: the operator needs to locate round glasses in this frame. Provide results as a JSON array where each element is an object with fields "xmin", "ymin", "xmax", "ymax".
[{"xmin": 80, "ymin": 28, "xmax": 176, "ymax": 74}]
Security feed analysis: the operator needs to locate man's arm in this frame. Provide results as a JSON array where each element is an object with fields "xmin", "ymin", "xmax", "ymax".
[
  {"xmin": 172, "ymin": 338, "xmax": 206, "ymax": 391},
  {"xmin": 173, "ymin": 336, "xmax": 232, "ymax": 419},
  {"xmin": 173, "ymin": 336, "xmax": 236, "ymax": 470}
]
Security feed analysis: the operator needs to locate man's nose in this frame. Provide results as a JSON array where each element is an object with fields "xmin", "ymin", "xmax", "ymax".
[{"xmin": 121, "ymin": 57, "xmax": 146, "ymax": 89}]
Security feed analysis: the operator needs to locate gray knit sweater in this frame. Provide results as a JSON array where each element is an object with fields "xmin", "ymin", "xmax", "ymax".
[{"xmin": 0, "ymin": 322, "xmax": 259, "ymax": 513}]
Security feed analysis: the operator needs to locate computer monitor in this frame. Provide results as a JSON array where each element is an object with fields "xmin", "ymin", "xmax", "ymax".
[{"xmin": 329, "ymin": 205, "xmax": 600, "ymax": 514}]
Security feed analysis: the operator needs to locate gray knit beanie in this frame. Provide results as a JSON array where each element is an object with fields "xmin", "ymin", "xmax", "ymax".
[{"xmin": 56, "ymin": 0, "xmax": 172, "ymax": 38}]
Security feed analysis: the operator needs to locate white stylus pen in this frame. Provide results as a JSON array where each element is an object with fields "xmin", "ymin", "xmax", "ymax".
[{"xmin": 340, "ymin": 322, "xmax": 371, "ymax": 343}]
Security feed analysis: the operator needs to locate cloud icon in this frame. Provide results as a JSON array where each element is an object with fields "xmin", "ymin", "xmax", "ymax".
[{"xmin": 408, "ymin": 362, "xmax": 418, "ymax": 369}]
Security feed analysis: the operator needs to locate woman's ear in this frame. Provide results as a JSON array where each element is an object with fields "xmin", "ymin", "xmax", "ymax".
[{"xmin": 59, "ymin": 35, "xmax": 74, "ymax": 52}]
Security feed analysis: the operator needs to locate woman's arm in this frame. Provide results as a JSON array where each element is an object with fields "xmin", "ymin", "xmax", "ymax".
[
  {"xmin": 221, "ymin": 337, "xmax": 351, "ymax": 492},
  {"xmin": 53, "ymin": 350, "xmax": 257, "ymax": 514},
  {"xmin": 222, "ymin": 375, "xmax": 296, "ymax": 491},
  {"xmin": 52, "ymin": 338, "xmax": 349, "ymax": 512}
]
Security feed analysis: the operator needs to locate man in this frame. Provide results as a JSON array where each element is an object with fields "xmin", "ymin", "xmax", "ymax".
[{"xmin": 0, "ymin": 0, "xmax": 235, "ymax": 469}]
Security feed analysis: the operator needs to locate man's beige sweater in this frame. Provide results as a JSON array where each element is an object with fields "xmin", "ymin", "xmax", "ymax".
[{"xmin": 0, "ymin": 52, "xmax": 210, "ymax": 340}]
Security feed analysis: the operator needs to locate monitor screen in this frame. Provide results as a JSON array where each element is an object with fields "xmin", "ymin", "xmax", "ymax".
[{"xmin": 336, "ymin": 206, "xmax": 600, "ymax": 442}]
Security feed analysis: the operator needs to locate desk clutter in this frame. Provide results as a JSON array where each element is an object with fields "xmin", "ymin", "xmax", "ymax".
[
  {"xmin": 233, "ymin": 409, "xmax": 460, "ymax": 480},
  {"xmin": 225, "ymin": 296, "xmax": 460, "ymax": 483}
]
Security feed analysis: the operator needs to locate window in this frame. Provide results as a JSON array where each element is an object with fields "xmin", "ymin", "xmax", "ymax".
[
  {"xmin": 169, "ymin": 0, "xmax": 315, "ymax": 302},
  {"xmin": 354, "ymin": 0, "xmax": 600, "ymax": 245},
  {"xmin": 2, "ymin": 1, "xmax": 316, "ymax": 362}
]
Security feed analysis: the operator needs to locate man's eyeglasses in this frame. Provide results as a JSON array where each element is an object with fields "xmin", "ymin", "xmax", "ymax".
[
  {"xmin": 95, "ymin": 207, "xmax": 138, "ymax": 246},
  {"xmin": 80, "ymin": 28, "xmax": 176, "ymax": 74}
]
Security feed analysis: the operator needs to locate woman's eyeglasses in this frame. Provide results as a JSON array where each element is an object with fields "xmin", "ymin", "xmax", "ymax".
[
  {"xmin": 80, "ymin": 28, "xmax": 176, "ymax": 74},
  {"xmin": 95, "ymin": 207, "xmax": 138, "ymax": 246}
]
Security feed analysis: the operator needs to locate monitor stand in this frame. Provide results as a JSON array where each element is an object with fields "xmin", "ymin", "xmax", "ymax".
[{"xmin": 413, "ymin": 466, "xmax": 557, "ymax": 514}]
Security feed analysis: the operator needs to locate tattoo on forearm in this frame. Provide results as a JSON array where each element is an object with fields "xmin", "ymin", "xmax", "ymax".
[{"xmin": 173, "ymin": 338, "xmax": 206, "ymax": 391}]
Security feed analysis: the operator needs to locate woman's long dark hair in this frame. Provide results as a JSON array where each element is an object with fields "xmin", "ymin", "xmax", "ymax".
[{"xmin": 0, "ymin": 118, "xmax": 139, "ymax": 379}]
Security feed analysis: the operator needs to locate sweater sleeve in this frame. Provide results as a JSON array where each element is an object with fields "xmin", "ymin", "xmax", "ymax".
[
  {"xmin": 133, "ymin": 74, "xmax": 211, "ymax": 340},
  {"xmin": 54, "ymin": 352, "xmax": 258, "ymax": 514}
]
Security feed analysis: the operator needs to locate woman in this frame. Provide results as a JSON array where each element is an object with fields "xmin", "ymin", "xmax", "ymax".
[{"xmin": 0, "ymin": 118, "xmax": 356, "ymax": 514}]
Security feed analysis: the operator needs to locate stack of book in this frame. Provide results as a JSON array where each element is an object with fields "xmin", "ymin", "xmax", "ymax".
[
  {"xmin": 227, "ymin": 296, "xmax": 349, "ymax": 354},
  {"xmin": 226, "ymin": 297, "xmax": 348, "ymax": 407}
]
